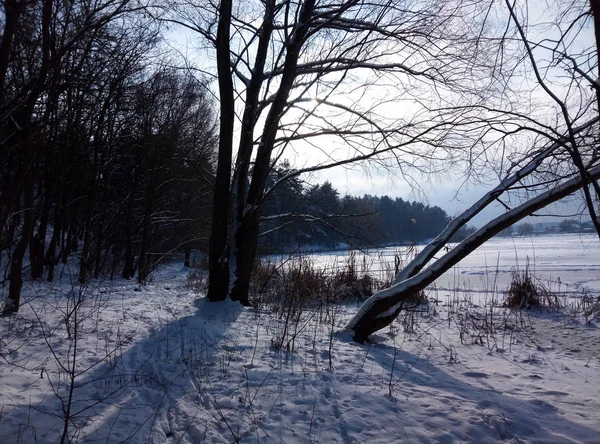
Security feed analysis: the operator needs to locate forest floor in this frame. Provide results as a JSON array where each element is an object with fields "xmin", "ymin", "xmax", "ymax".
[{"xmin": 1, "ymin": 260, "xmax": 599, "ymax": 443}]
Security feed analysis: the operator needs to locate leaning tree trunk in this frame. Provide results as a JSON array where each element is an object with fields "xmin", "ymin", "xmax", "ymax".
[
  {"xmin": 348, "ymin": 165, "xmax": 600, "ymax": 342},
  {"xmin": 2, "ymin": 0, "xmax": 51, "ymax": 313}
]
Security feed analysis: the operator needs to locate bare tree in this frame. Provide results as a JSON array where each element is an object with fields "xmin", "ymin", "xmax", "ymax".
[
  {"xmin": 348, "ymin": 0, "xmax": 600, "ymax": 340},
  {"xmin": 167, "ymin": 0, "xmax": 504, "ymax": 304}
]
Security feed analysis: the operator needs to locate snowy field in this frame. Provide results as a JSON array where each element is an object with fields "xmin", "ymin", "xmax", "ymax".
[
  {"xmin": 311, "ymin": 233, "xmax": 600, "ymax": 298},
  {"xmin": 1, "ymin": 234, "xmax": 599, "ymax": 443}
]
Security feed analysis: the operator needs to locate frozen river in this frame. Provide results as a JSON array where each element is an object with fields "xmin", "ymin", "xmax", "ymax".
[{"xmin": 308, "ymin": 233, "xmax": 600, "ymax": 296}]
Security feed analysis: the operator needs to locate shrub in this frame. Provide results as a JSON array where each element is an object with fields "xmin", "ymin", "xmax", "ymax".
[{"xmin": 503, "ymin": 263, "xmax": 558, "ymax": 310}]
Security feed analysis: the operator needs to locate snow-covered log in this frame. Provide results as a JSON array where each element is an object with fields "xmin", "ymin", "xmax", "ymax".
[
  {"xmin": 394, "ymin": 117, "xmax": 599, "ymax": 286},
  {"xmin": 348, "ymin": 164, "xmax": 600, "ymax": 342}
]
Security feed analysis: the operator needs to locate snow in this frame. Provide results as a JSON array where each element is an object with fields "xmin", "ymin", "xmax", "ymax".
[
  {"xmin": 436, "ymin": 233, "xmax": 600, "ymax": 294},
  {"xmin": 316, "ymin": 233, "xmax": 600, "ymax": 297},
  {"xmin": 1, "ymin": 236, "xmax": 599, "ymax": 443}
]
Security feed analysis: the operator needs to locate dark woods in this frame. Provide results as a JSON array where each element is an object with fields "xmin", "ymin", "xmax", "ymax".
[
  {"xmin": 0, "ymin": 1, "xmax": 216, "ymax": 314},
  {"xmin": 259, "ymin": 164, "xmax": 473, "ymax": 253},
  {"xmin": 0, "ymin": 0, "xmax": 464, "ymax": 315}
]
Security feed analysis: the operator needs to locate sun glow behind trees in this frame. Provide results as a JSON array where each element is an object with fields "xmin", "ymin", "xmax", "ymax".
[{"xmin": 161, "ymin": 0, "xmax": 597, "ymax": 227}]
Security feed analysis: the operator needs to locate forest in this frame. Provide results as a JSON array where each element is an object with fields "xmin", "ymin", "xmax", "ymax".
[
  {"xmin": 0, "ymin": 0, "xmax": 472, "ymax": 314},
  {"xmin": 1, "ymin": 0, "xmax": 599, "ymax": 337},
  {"xmin": 0, "ymin": 1, "xmax": 219, "ymax": 316},
  {"xmin": 0, "ymin": 1, "xmax": 599, "ymax": 442},
  {"xmin": 259, "ymin": 170, "xmax": 473, "ymax": 253}
]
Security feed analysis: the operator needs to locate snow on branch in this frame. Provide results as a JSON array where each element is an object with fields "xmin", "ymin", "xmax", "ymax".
[
  {"xmin": 348, "ymin": 164, "xmax": 600, "ymax": 336},
  {"xmin": 393, "ymin": 117, "xmax": 600, "ymax": 285}
]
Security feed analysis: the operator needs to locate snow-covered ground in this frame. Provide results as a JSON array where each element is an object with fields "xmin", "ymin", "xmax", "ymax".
[
  {"xmin": 1, "ymin": 235, "xmax": 599, "ymax": 443},
  {"xmin": 311, "ymin": 233, "xmax": 600, "ymax": 297}
]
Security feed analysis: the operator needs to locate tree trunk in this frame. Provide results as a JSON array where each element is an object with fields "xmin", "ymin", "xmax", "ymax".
[
  {"xmin": 79, "ymin": 146, "xmax": 98, "ymax": 283},
  {"xmin": 93, "ymin": 215, "xmax": 104, "ymax": 279},
  {"xmin": 137, "ymin": 203, "xmax": 152, "ymax": 284},
  {"xmin": 46, "ymin": 205, "xmax": 62, "ymax": 282},
  {"xmin": 78, "ymin": 195, "xmax": 94, "ymax": 283},
  {"xmin": 206, "ymin": 0, "xmax": 235, "ymax": 302},
  {"xmin": 184, "ymin": 249, "xmax": 191, "ymax": 268},
  {"xmin": 122, "ymin": 188, "xmax": 135, "ymax": 279},
  {"xmin": 2, "ymin": 0, "xmax": 51, "ymax": 312},
  {"xmin": 229, "ymin": 208, "xmax": 261, "ymax": 305},
  {"xmin": 122, "ymin": 235, "xmax": 134, "ymax": 279},
  {"xmin": 61, "ymin": 217, "xmax": 77, "ymax": 263},
  {"xmin": 226, "ymin": 0, "xmax": 316, "ymax": 305},
  {"xmin": 31, "ymin": 195, "xmax": 50, "ymax": 279},
  {"xmin": 30, "ymin": 233, "xmax": 44, "ymax": 280},
  {"xmin": 589, "ymin": 0, "xmax": 600, "ymax": 112},
  {"xmin": 226, "ymin": 0, "xmax": 276, "ymax": 304},
  {"xmin": 3, "ymin": 182, "xmax": 33, "ymax": 315}
]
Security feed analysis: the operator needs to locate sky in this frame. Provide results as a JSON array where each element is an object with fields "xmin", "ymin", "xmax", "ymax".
[
  {"xmin": 162, "ymin": 0, "xmax": 595, "ymax": 230},
  {"xmin": 316, "ymin": 164, "xmax": 591, "ymax": 229},
  {"xmin": 162, "ymin": 17, "xmax": 507, "ymax": 228}
]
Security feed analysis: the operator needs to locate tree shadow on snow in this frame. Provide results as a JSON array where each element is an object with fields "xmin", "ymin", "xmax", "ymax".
[
  {"xmin": 5, "ymin": 292, "xmax": 597, "ymax": 443},
  {"xmin": 363, "ymin": 340, "xmax": 597, "ymax": 443},
  {"xmin": 3, "ymin": 295, "xmax": 245, "ymax": 444}
]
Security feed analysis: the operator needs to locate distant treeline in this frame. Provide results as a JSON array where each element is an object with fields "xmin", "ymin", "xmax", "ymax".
[
  {"xmin": 499, "ymin": 219, "xmax": 596, "ymax": 237},
  {"xmin": 259, "ymin": 164, "xmax": 474, "ymax": 253}
]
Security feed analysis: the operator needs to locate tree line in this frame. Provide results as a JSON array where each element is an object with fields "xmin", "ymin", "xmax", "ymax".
[
  {"xmin": 499, "ymin": 220, "xmax": 596, "ymax": 237},
  {"xmin": 260, "ymin": 166, "xmax": 474, "ymax": 253},
  {"xmin": 1, "ymin": 1, "xmax": 216, "ymax": 314}
]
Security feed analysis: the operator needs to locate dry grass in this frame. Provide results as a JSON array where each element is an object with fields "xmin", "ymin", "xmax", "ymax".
[
  {"xmin": 503, "ymin": 263, "xmax": 559, "ymax": 310},
  {"xmin": 249, "ymin": 251, "xmax": 399, "ymax": 308}
]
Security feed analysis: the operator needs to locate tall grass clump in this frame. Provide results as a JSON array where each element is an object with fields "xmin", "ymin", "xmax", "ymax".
[
  {"xmin": 248, "ymin": 252, "xmax": 405, "ymax": 350},
  {"xmin": 250, "ymin": 251, "xmax": 398, "ymax": 308},
  {"xmin": 503, "ymin": 262, "xmax": 559, "ymax": 310}
]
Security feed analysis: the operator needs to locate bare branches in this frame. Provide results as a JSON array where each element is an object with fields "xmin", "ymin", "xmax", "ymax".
[
  {"xmin": 160, "ymin": 0, "xmax": 600, "ymax": 305},
  {"xmin": 349, "ymin": 163, "xmax": 600, "ymax": 340},
  {"xmin": 503, "ymin": 0, "xmax": 600, "ymax": 237}
]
